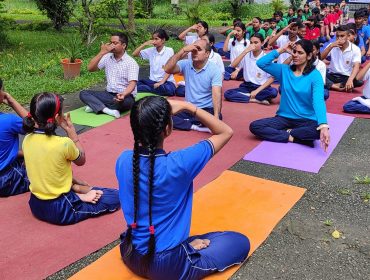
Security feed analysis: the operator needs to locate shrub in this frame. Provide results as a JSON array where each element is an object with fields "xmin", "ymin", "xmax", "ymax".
[
  {"xmin": 35, "ymin": 0, "xmax": 73, "ymax": 31},
  {"xmin": 271, "ymin": 0, "xmax": 287, "ymax": 12}
]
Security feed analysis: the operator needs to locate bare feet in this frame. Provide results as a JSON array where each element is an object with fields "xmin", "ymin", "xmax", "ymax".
[
  {"xmin": 250, "ymin": 98, "xmax": 270, "ymax": 105},
  {"xmin": 76, "ymin": 190, "xmax": 103, "ymax": 204},
  {"xmin": 189, "ymin": 238, "xmax": 211, "ymax": 250}
]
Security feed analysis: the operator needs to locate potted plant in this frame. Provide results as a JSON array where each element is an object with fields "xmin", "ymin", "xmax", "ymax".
[{"xmin": 61, "ymin": 35, "xmax": 83, "ymax": 80}]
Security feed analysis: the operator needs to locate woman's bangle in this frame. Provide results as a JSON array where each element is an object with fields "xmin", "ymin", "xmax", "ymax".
[{"xmin": 317, "ymin": 124, "xmax": 330, "ymax": 130}]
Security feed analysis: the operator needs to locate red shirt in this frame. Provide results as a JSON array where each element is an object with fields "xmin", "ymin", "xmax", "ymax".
[{"xmin": 304, "ymin": 27, "xmax": 320, "ymax": 40}]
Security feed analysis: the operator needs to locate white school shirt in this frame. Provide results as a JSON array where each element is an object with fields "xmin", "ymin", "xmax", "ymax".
[
  {"xmin": 327, "ymin": 42, "xmax": 361, "ymax": 76},
  {"xmin": 227, "ymin": 38, "xmax": 250, "ymax": 67},
  {"xmin": 140, "ymin": 46, "xmax": 175, "ymax": 84},
  {"xmin": 362, "ymin": 69, "xmax": 370, "ymax": 99},
  {"xmin": 208, "ymin": 50, "xmax": 225, "ymax": 74},
  {"xmin": 185, "ymin": 33, "xmax": 199, "ymax": 45},
  {"xmin": 275, "ymin": 35, "xmax": 299, "ymax": 64},
  {"xmin": 241, "ymin": 51, "xmax": 271, "ymax": 85},
  {"xmin": 314, "ymin": 58, "xmax": 327, "ymax": 85}
]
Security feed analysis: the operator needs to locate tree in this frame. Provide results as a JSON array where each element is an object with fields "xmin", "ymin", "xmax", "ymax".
[
  {"xmin": 289, "ymin": 0, "xmax": 302, "ymax": 10},
  {"xmin": 142, "ymin": 0, "xmax": 153, "ymax": 17},
  {"xmin": 35, "ymin": 0, "xmax": 72, "ymax": 31},
  {"xmin": 127, "ymin": 0, "xmax": 135, "ymax": 31}
]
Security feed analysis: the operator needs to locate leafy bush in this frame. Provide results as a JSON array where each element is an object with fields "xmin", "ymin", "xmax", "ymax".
[
  {"xmin": 15, "ymin": 22, "xmax": 53, "ymax": 31},
  {"xmin": 243, "ymin": 4, "xmax": 275, "ymax": 21},
  {"xmin": 35, "ymin": 0, "xmax": 73, "ymax": 31},
  {"xmin": 8, "ymin": 8, "xmax": 41, "ymax": 15},
  {"xmin": 271, "ymin": 0, "xmax": 287, "ymax": 12},
  {"xmin": 289, "ymin": 0, "xmax": 302, "ymax": 10}
]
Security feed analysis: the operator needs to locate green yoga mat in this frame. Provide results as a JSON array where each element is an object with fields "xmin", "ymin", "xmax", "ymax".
[{"xmin": 69, "ymin": 92, "xmax": 157, "ymax": 127}]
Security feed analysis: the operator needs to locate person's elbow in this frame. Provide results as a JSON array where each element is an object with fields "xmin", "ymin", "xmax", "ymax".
[{"xmin": 87, "ymin": 65, "xmax": 98, "ymax": 72}]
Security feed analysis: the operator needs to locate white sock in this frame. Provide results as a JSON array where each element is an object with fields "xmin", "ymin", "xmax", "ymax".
[
  {"xmin": 191, "ymin": 124, "xmax": 211, "ymax": 133},
  {"xmin": 85, "ymin": 106, "xmax": 93, "ymax": 113},
  {"xmin": 102, "ymin": 108, "xmax": 120, "ymax": 118}
]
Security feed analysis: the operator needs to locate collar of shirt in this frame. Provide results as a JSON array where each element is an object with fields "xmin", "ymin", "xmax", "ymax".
[
  {"xmin": 156, "ymin": 46, "xmax": 166, "ymax": 55},
  {"xmin": 138, "ymin": 146, "xmax": 167, "ymax": 157},
  {"xmin": 342, "ymin": 42, "xmax": 353, "ymax": 53},
  {"xmin": 249, "ymin": 50, "xmax": 264, "ymax": 61},
  {"xmin": 190, "ymin": 60, "xmax": 210, "ymax": 73},
  {"xmin": 109, "ymin": 51, "xmax": 128, "ymax": 62}
]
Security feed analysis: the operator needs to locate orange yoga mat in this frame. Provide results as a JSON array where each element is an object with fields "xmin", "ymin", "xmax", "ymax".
[{"xmin": 70, "ymin": 170, "xmax": 306, "ymax": 280}]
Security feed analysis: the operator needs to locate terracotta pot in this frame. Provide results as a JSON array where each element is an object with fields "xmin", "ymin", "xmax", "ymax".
[{"xmin": 61, "ymin": 58, "xmax": 82, "ymax": 80}]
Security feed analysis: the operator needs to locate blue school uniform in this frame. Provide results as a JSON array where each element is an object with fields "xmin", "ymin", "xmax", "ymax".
[
  {"xmin": 0, "ymin": 113, "xmax": 29, "ymax": 196},
  {"xmin": 357, "ymin": 25, "xmax": 370, "ymax": 51},
  {"xmin": 116, "ymin": 141, "xmax": 250, "ymax": 279}
]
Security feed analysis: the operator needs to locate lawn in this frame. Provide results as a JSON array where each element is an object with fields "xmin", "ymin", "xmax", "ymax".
[{"xmin": 0, "ymin": 29, "xmax": 184, "ymax": 105}]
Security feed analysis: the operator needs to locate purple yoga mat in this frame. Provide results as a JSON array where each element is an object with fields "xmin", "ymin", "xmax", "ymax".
[{"xmin": 243, "ymin": 113, "xmax": 354, "ymax": 173}]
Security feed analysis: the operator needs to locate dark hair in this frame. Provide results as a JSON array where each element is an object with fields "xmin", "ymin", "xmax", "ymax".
[
  {"xmin": 23, "ymin": 92, "xmax": 64, "ymax": 136},
  {"xmin": 312, "ymin": 7, "xmax": 320, "ymax": 15},
  {"xmin": 289, "ymin": 7, "xmax": 296, "ymax": 12},
  {"xmin": 336, "ymin": 25, "xmax": 349, "ymax": 33},
  {"xmin": 250, "ymin": 33, "xmax": 264, "ymax": 43},
  {"xmin": 196, "ymin": 20, "xmax": 209, "ymax": 35},
  {"xmin": 274, "ymin": 11, "xmax": 283, "ymax": 18},
  {"xmin": 346, "ymin": 23, "xmax": 360, "ymax": 45},
  {"xmin": 0, "ymin": 78, "xmax": 3, "ymax": 90},
  {"xmin": 153, "ymin": 29, "xmax": 169, "ymax": 41},
  {"xmin": 290, "ymin": 39, "xmax": 316, "ymax": 75},
  {"xmin": 232, "ymin": 21, "xmax": 247, "ymax": 47},
  {"xmin": 233, "ymin": 18, "xmax": 242, "ymax": 24},
  {"xmin": 205, "ymin": 33, "xmax": 216, "ymax": 52},
  {"xmin": 304, "ymin": 3, "xmax": 309, "ymax": 9},
  {"xmin": 125, "ymin": 96, "xmax": 171, "ymax": 264},
  {"xmin": 297, "ymin": 8, "xmax": 303, "ymax": 13},
  {"xmin": 354, "ymin": 8, "xmax": 367, "ymax": 19},
  {"xmin": 254, "ymin": 17, "xmax": 262, "ymax": 23},
  {"xmin": 111, "ymin": 32, "xmax": 128, "ymax": 46},
  {"xmin": 320, "ymin": 4, "xmax": 327, "ymax": 10},
  {"xmin": 312, "ymin": 39, "xmax": 321, "ymax": 59}
]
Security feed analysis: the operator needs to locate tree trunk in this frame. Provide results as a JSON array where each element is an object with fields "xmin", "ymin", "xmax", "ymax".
[{"xmin": 127, "ymin": 0, "xmax": 135, "ymax": 31}]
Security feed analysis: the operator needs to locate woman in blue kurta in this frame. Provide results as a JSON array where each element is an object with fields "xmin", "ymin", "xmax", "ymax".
[
  {"xmin": 116, "ymin": 96, "xmax": 250, "ymax": 279},
  {"xmin": 249, "ymin": 39, "xmax": 330, "ymax": 150}
]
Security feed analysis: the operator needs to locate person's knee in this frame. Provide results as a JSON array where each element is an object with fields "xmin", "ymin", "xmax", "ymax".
[
  {"xmin": 270, "ymin": 87, "xmax": 278, "ymax": 98},
  {"xmin": 249, "ymin": 119, "xmax": 264, "ymax": 134},
  {"xmin": 224, "ymin": 90, "xmax": 233, "ymax": 100},
  {"xmin": 226, "ymin": 231, "xmax": 250, "ymax": 258},
  {"xmin": 79, "ymin": 90, "xmax": 90, "ymax": 101}
]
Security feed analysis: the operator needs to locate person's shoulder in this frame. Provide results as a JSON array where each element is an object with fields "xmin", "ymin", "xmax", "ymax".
[
  {"xmin": 0, "ymin": 113, "xmax": 22, "ymax": 122},
  {"xmin": 351, "ymin": 42, "xmax": 361, "ymax": 52}
]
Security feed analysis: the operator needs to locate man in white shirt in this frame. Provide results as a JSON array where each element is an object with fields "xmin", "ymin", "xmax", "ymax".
[
  {"xmin": 80, "ymin": 32, "xmax": 139, "ymax": 118},
  {"xmin": 321, "ymin": 25, "xmax": 363, "ymax": 92}
]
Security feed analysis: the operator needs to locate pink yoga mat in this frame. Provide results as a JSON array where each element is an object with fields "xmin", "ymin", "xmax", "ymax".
[
  {"xmin": 243, "ymin": 113, "xmax": 354, "ymax": 173},
  {"xmin": 0, "ymin": 81, "xmax": 278, "ymax": 280}
]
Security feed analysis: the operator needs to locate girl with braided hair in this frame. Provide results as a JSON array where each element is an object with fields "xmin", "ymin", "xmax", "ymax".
[
  {"xmin": 116, "ymin": 96, "xmax": 250, "ymax": 279},
  {"xmin": 22, "ymin": 92, "xmax": 120, "ymax": 225}
]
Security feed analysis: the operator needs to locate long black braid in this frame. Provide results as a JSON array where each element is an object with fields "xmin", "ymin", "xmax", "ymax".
[{"xmin": 125, "ymin": 96, "xmax": 171, "ymax": 265}]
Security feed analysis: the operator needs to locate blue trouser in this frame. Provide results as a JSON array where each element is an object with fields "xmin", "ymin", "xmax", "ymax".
[
  {"xmin": 326, "ymin": 72, "xmax": 363, "ymax": 89},
  {"xmin": 0, "ymin": 158, "xmax": 29, "ymax": 197},
  {"xmin": 217, "ymin": 48, "xmax": 230, "ymax": 59},
  {"xmin": 224, "ymin": 81, "xmax": 278, "ymax": 103},
  {"xmin": 79, "ymin": 90, "xmax": 135, "ymax": 113},
  {"xmin": 175, "ymin": 85, "xmax": 186, "ymax": 97},
  {"xmin": 249, "ymin": 115, "xmax": 320, "ymax": 142},
  {"xmin": 120, "ymin": 231, "xmax": 250, "ymax": 280},
  {"xmin": 343, "ymin": 97, "xmax": 370, "ymax": 114},
  {"xmin": 172, "ymin": 107, "xmax": 222, "ymax": 130},
  {"xmin": 224, "ymin": 66, "xmax": 244, "ymax": 81},
  {"xmin": 29, "ymin": 187, "xmax": 120, "ymax": 225},
  {"xmin": 137, "ymin": 79, "xmax": 176, "ymax": 96}
]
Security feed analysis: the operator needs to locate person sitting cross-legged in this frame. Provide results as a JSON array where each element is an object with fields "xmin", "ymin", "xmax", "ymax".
[
  {"xmin": 250, "ymin": 40, "xmax": 330, "ymax": 150},
  {"xmin": 321, "ymin": 25, "xmax": 363, "ymax": 92},
  {"xmin": 224, "ymin": 33, "xmax": 277, "ymax": 105},
  {"xmin": 80, "ymin": 32, "xmax": 139, "ymax": 118},
  {"xmin": 163, "ymin": 39, "xmax": 223, "ymax": 133}
]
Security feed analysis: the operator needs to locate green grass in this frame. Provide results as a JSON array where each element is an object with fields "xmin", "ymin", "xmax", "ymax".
[
  {"xmin": 0, "ymin": 28, "xmax": 185, "ymax": 106},
  {"xmin": 3, "ymin": 0, "xmax": 40, "ymax": 12}
]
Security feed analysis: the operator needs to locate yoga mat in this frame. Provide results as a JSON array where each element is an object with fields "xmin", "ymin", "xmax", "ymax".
[
  {"xmin": 326, "ymin": 89, "xmax": 370, "ymax": 119},
  {"xmin": 68, "ymin": 92, "xmax": 157, "ymax": 127},
  {"xmin": 0, "ymin": 83, "xmax": 276, "ymax": 280},
  {"xmin": 70, "ymin": 170, "xmax": 306, "ymax": 280},
  {"xmin": 244, "ymin": 113, "xmax": 354, "ymax": 173},
  {"xmin": 72, "ymin": 80, "xmax": 279, "ymax": 191}
]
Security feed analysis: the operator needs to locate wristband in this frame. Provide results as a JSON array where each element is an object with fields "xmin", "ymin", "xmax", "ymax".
[
  {"xmin": 317, "ymin": 124, "xmax": 330, "ymax": 130},
  {"xmin": 72, "ymin": 138, "xmax": 80, "ymax": 143}
]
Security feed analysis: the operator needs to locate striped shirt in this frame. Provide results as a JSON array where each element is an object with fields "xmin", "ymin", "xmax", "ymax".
[{"xmin": 98, "ymin": 52, "xmax": 139, "ymax": 96}]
